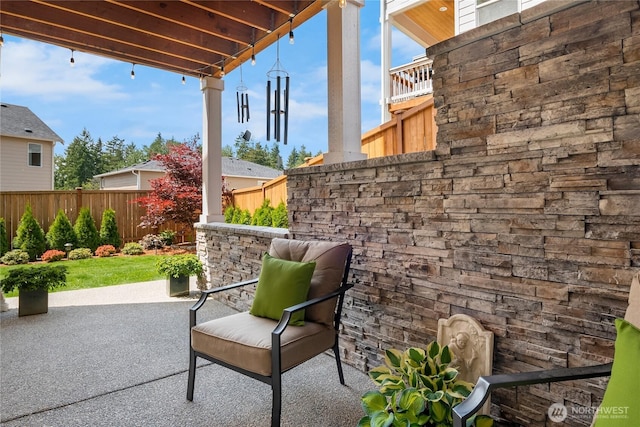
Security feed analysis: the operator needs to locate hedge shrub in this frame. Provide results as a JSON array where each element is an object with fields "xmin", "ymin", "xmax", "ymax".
[
  {"xmin": 12, "ymin": 204, "xmax": 46, "ymax": 261},
  {"xmin": 46, "ymin": 209, "xmax": 77, "ymax": 251}
]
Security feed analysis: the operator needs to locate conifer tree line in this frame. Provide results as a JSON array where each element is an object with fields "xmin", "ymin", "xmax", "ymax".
[{"xmin": 55, "ymin": 129, "xmax": 319, "ymax": 190}]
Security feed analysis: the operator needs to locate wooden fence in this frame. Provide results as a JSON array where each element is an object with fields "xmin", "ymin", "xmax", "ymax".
[
  {"xmin": 0, "ymin": 189, "xmax": 187, "ymax": 249},
  {"xmin": 230, "ymin": 98, "xmax": 437, "ymax": 212}
]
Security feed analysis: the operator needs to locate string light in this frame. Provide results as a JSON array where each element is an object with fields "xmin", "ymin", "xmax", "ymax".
[
  {"xmin": 130, "ymin": 63, "xmax": 135, "ymax": 79},
  {"xmin": 220, "ymin": 61, "xmax": 225, "ymax": 77},
  {"xmin": 181, "ymin": 75, "xmax": 186, "ymax": 85},
  {"xmin": 70, "ymin": 49, "xmax": 75, "ymax": 67},
  {"xmin": 289, "ymin": 18, "xmax": 294, "ymax": 45},
  {"xmin": 251, "ymin": 45, "xmax": 256, "ymax": 66}
]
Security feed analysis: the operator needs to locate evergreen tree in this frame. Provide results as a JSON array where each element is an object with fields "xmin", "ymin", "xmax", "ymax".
[
  {"xmin": 272, "ymin": 202, "xmax": 289, "ymax": 228},
  {"xmin": 232, "ymin": 133, "xmax": 283, "ymax": 169},
  {"xmin": 74, "ymin": 207, "xmax": 101, "ymax": 252},
  {"xmin": 221, "ymin": 145, "xmax": 234, "ymax": 158},
  {"xmin": 99, "ymin": 209, "xmax": 122, "ymax": 248},
  {"xmin": 0, "ymin": 218, "xmax": 9, "ymax": 256},
  {"xmin": 55, "ymin": 129, "xmax": 102, "ymax": 189},
  {"xmin": 12, "ymin": 204, "xmax": 47, "ymax": 261},
  {"xmin": 46, "ymin": 210, "xmax": 77, "ymax": 251},
  {"xmin": 286, "ymin": 145, "xmax": 315, "ymax": 168}
]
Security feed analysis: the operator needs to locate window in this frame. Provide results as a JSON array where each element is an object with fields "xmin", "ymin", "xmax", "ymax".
[
  {"xmin": 28, "ymin": 143, "xmax": 42, "ymax": 167},
  {"xmin": 476, "ymin": 0, "xmax": 518, "ymax": 26}
]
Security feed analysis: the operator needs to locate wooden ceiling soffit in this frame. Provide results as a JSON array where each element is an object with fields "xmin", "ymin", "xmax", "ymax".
[{"xmin": 0, "ymin": 0, "xmax": 325, "ymax": 78}]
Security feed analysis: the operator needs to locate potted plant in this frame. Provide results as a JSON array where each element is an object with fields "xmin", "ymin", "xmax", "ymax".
[
  {"xmin": 358, "ymin": 341, "xmax": 494, "ymax": 427},
  {"xmin": 156, "ymin": 254, "xmax": 203, "ymax": 297},
  {"xmin": 0, "ymin": 265, "xmax": 67, "ymax": 316}
]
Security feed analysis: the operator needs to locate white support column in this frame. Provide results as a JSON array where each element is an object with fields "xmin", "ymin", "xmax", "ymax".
[
  {"xmin": 324, "ymin": 0, "xmax": 367, "ymax": 165},
  {"xmin": 199, "ymin": 76, "xmax": 225, "ymax": 224},
  {"xmin": 380, "ymin": 0, "xmax": 392, "ymax": 123}
]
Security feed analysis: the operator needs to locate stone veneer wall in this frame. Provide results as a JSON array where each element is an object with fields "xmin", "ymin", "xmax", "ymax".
[{"xmin": 196, "ymin": 1, "xmax": 639, "ymax": 425}]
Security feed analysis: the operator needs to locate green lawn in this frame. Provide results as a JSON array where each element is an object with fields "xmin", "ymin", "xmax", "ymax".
[{"xmin": 0, "ymin": 255, "xmax": 169, "ymax": 298}]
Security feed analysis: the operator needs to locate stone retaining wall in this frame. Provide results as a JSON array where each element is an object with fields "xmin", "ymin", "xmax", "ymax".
[{"xmin": 196, "ymin": 1, "xmax": 639, "ymax": 425}]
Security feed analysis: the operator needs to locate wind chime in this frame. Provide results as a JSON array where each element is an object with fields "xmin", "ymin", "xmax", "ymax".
[
  {"xmin": 266, "ymin": 37, "xmax": 289, "ymax": 145},
  {"xmin": 236, "ymin": 66, "xmax": 250, "ymax": 123}
]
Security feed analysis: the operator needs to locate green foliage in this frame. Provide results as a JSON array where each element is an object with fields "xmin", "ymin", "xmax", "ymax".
[
  {"xmin": 359, "ymin": 342, "xmax": 494, "ymax": 427},
  {"xmin": 0, "ymin": 218, "xmax": 8, "ymax": 256},
  {"xmin": 238, "ymin": 209, "xmax": 252, "ymax": 225},
  {"xmin": 1, "ymin": 249, "xmax": 30, "ymax": 265},
  {"xmin": 286, "ymin": 145, "xmax": 318, "ymax": 169},
  {"xmin": 231, "ymin": 133, "xmax": 283, "ymax": 169},
  {"xmin": 99, "ymin": 209, "xmax": 122, "ymax": 248},
  {"xmin": 122, "ymin": 242, "xmax": 144, "ymax": 255},
  {"xmin": 271, "ymin": 202, "xmax": 288, "ymax": 228},
  {"xmin": 55, "ymin": 128, "xmax": 104, "ymax": 189},
  {"xmin": 13, "ymin": 205, "xmax": 47, "ymax": 261},
  {"xmin": 42, "ymin": 249, "xmax": 66, "ymax": 262},
  {"xmin": 159, "ymin": 230, "xmax": 176, "ymax": 246},
  {"xmin": 156, "ymin": 254, "xmax": 203, "ymax": 278},
  {"xmin": 68, "ymin": 248, "xmax": 93, "ymax": 260},
  {"xmin": 46, "ymin": 209, "xmax": 77, "ymax": 251},
  {"xmin": 224, "ymin": 205, "xmax": 235, "ymax": 223},
  {"xmin": 251, "ymin": 199, "xmax": 274, "ymax": 226},
  {"xmin": 0, "ymin": 264, "xmax": 67, "ymax": 293},
  {"xmin": 74, "ymin": 207, "xmax": 101, "ymax": 252}
]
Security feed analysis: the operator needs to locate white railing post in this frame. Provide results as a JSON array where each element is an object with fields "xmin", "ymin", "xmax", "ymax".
[{"xmin": 388, "ymin": 56, "xmax": 434, "ymax": 105}]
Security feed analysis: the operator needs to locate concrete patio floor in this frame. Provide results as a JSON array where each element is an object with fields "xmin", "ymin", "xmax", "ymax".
[{"xmin": 0, "ymin": 280, "xmax": 372, "ymax": 426}]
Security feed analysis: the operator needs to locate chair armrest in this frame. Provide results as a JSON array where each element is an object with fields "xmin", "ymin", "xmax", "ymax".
[
  {"xmin": 452, "ymin": 362, "xmax": 613, "ymax": 427},
  {"xmin": 189, "ymin": 278, "xmax": 259, "ymax": 327},
  {"xmin": 272, "ymin": 283, "xmax": 355, "ymax": 336}
]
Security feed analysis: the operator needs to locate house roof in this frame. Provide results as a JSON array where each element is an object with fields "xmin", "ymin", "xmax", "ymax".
[
  {"xmin": 94, "ymin": 157, "xmax": 283, "ymax": 180},
  {"xmin": 0, "ymin": 103, "xmax": 64, "ymax": 143}
]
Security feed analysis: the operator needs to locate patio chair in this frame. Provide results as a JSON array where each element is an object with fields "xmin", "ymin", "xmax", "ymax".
[
  {"xmin": 187, "ymin": 238, "xmax": 353, "ymax": 427},
  {"xmin": 453, "ymin": 272, "xmax": 640, "ymax": 427}
]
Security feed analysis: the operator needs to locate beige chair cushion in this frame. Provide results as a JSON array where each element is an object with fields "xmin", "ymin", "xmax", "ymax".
[
  {"xmin": 269, "ymin": 238, "xmax": 351, "ymax": 326},
  {"xmin": 191, "ymin": 312, "xmax": 336, "ymax": 376},
  {"xmin": 625, "ymin": 273, "xmax": 640, "ymax": 329}
]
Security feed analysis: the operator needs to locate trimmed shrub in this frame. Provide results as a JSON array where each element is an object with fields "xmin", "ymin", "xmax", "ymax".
[
  {"xmin": 231, "ymin": 207, "xmax": 242, "ymax": 224},
  {"xmin": 0, "ymin": 218, "xmax": 8, "ymax": 257},
  {"xmin": 42, "ymin": 249, "xmax": 66, "ymax": 263},
  {"xmin": 95, "ymin": 245, "xmax": 116, "ymax": 257},
  {"xmin": 159, "ymin": 230, "xmax": 176, "ymax": 246},
  {"xmin": 46, "ymin": 209, "xmax": 77, "ymax": 251},
  {"xmin": 99, "ymin": 209, "xmax": 122, "ymax": 249},
  {"xmin": 68, "ymin": 248, "xmax": 93, "ymax": 260},
  {"xmin": 272, "ymin": 202, "xmax": 288, "ymax": 228},
  {"xmin": 122, "ymin": 242, "xmax": 144, "ymax": 255},
  {"xmin": 1, "ymin": 249, "xmax": 30, "ymax": 265},
  {"xmin": 251, "ymin": 199, "xmax": 274, "ymax": 227},
  {"xmin": 140, "ymin": 234, "xmax": 164, "ymax": 250},
  {"xmin": 238, "ymin": 209, "xmax": 252, "ymax": 225},
  {"xmin": 74, "ymin": 207, "xmax": 100, "ymax": 252},
  {"xmin": 12, "ymin": 204, "xmax": 47, "ymax": 261},
  {"xmin": 224, "ymin": 206, "xmax": 235, "ymax": 223}
]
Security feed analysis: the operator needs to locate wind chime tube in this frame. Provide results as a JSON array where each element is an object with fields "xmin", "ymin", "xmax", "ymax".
[
  {"xmin": 245, "ymin": 94, "xmax": 250, "ymax": 121},
  {"xmin": 266, "ymin": 80, "xmax": 271, "ymax": 140},
  {"xmin": 236, "ymin": 92, "xmax": 241, "ymax": 123},
  {"xmin": 284, "ymin": 76, "xmax": 290, "ymax": 145},
  {"xmin": 276, "ymin": 76, "xmax": 281, "ymax": 142}
]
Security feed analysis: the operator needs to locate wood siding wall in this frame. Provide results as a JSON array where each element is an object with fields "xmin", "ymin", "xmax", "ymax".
[
  {"xmin": 0, "ymin": 137, "xmax": 54, "ymax": 191},
  {"xmin": 0, "ymin": 189, "xmax": 185, "ymax": 249}
]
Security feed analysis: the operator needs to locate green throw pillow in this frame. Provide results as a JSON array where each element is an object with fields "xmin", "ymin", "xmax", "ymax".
[
  {"xmin": 250, "ymin": 253, "xmax": 316, "ymax": 326},
  {"xmin": 593, "ymin": 318, "xmax": 640, "ymax": 427}
]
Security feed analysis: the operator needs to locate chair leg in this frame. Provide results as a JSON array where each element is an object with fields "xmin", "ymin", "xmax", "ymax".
[
  {"xmin": 187, "ymin": 349, "xmax": 197, "ymax": 401},
  {"xmin": 272, "ymin": 372, "xmax": 282, "ymax": 427},
  {"xmin": 332, "ymin": 341, "xmax": 346, "ymax": 385}
]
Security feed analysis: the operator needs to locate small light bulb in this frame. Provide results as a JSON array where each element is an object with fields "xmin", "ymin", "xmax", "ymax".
[
  {"xmin": 181, "ymin": 75, "xmax": 186, "ymax": 85},
  {"xmin": 289, "ymin": 30, "xmax": 294, "ymax": 45},
  {"xmin": 130, "ymin": 64, "xmax": 135, "ymax": 79},
  {"xmin": 251, "ymin": 53, "xmax": 256, "ymax": 66}
]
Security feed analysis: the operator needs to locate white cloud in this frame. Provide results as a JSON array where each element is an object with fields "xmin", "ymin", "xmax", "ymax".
[{"xmin": 0, "ymin": 39, "xmax": 128, "ymax": 102}]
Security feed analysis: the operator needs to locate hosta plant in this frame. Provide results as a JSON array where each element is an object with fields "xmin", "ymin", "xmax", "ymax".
[{"xmin": 358, "ymin": 341, "xmax": 493, "ymax": 427}]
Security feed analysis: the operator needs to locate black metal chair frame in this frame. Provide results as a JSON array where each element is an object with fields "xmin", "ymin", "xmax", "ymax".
[
  {"xmin": 187, "ymin": 251, "xmax": 353, "ymax": 427},
  {"xmin": 452, "ymin": 362, "xmax": 613, "ymax": 427}
]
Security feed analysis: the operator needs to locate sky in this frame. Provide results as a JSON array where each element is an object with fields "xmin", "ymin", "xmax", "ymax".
[{"xmin": 0, "ymin": 1, "xmax": 422, "ymax": 164}]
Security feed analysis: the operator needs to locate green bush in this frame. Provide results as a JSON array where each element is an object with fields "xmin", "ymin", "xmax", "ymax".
[
  {"xmin": 68, "ymin": 248, "xmax": 93, "ymax": 260},
  {"xmin": 12, "ymin": 204, "xmax": 47, "ymax": 261},
  {"xmin": 159, "ymin": 230, "xmax": 176, "ymax": 246},
  {"xmin": 231, "ymin": 207, "xmax": 242, "ymax": 224},
  {"xmin": 272, "ymin": 202, "xmax": 288, "ymax": 228},
  {"xmin": 46, "ymin": 209, "xmax": 77, "ymax": 251},
  {"xmin": 122, "ymin": 242, "xmax": 144, "ymax": 255},
  {"xmin": 224, "ymin": 206, "xmax": 235, "ymax": 223},
  {"xmin": 238, "ymin": 209, "xmax": 252, "ymax": 225},
  {"xmin": 1, "ymin": 249, "xmax": 30, "ymax": 265},
  {"xmin": 99, "ymin": 209, "xmax": 122, "ymax": 249},
  {"xmin": 251, "ymin": 199, "xmax": 274, "ymax": 227},
  {"xmin": 0, "ymin": 264, "xmax": 67, "ymax": 293},
  {"xmin": 74, "ymin": 207, "xmax": 101, "ymax": 252},
  {"xmin": 0, "ymin": 218, "xmax": 8, "ymax": 256},
  {"xmin": 156, "ymin": 254, "xmax": 203, "ymax": 278}
]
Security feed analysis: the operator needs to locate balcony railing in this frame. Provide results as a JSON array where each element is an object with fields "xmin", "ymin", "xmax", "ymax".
[{"xmin": 388, "ymin": 56, "xmax": 434, "ymax": 104}]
